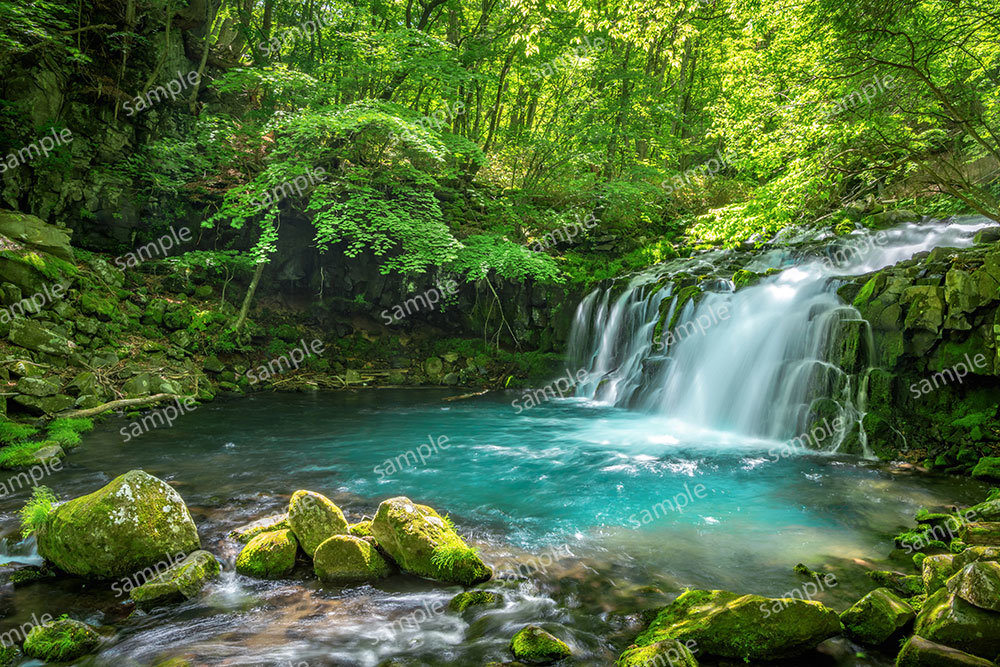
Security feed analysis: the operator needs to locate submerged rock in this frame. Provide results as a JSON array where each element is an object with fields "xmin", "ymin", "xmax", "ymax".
[
  {"xmin": 130, "ymin": 550, "xmax": 221, "ymax": 608},
  {"xmin": 624, "ymin": 589, "xmax": 841, "ymax": 661},
  {"xmin": 313, "ymin": 535, "xmax": 391, "ymax": 584},
  {"xmin": 449, "ymin": 590, "xmax": 502, "ymax": 612},
  {"xmin": 23, "ymin": 618, "xmax": 100, "ymax": 662},
  {"xmin": 896, "ymin": 634, "xmax": 996, "ymax": 666},
  {"xmin": 37, "ymin": 470, "xmax": 200, "ymax": 578},
  {"xmin": 235, "ymin": 529, "xmax": 298, "ymax": 579},
  {"xmin": 370, "ymin": 496, "xmax": 491, "ymax": 586},
  {"xmin": 946, "ymin": 561, "xmax": 1000, "ymax": 612},
  {"xmin": 839, "ymin": 587, "xmax": 914, "ymax": 644},
  {"xmin": 287, "ymin": 490, "xmax": 349, "ymax": 557},
  {"xmin": 509, "ymin": 625, "xmax": 571, "ymax": 664},
  {"xmin": 914, "ymin": 587, "xmax": 1000, "ymax": 659},
  {"xmin": 617, "ymin": 638, "xmax": 698, "ymax": 667}
]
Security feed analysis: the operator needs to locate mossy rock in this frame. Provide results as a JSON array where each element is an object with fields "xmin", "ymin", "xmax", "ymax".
[
  {"xmin": 922, "ymin": 555, "xmax": 956, "ymax": 595},
  {"xmin": 0, "ymin": 645, "xmax": 18, "ymax": 667},
  {"xmin": 629, "ymin": 589, "xmax": 842, "ymax": 661},
  {"xmin": 953, "ymin": 546, "xmax": 1000, "ymax": 571},
  {"xmin": 895, "ymin": 634, "xmax": 996, "ymax": 666},
  {"xmin": 235, "ymin": 529, "xmax": 297, "ymax": 579},
  {"xmin": 618, "ymin": 638, "xmax": 698, "ymax": 667},
  {"xmin": 23, "ymin": 618, "xmax": 100, "ymax": 662},
  {"xmin": 287, "ymin": 490, "xmax": 349, "ymax": 557},
  {"xmin": 971, "ymin": 457, "xmax": 1000, "ymax": 483},
  {"xmin": 966, "ymin": 499, "xmax": 1000, "ymax": 522},
  {"xmin": 914, "ymin": 587, "xmax": 1000, "ymax": 659},
  {"xmin": 370, "ymin": 496, "xmax": 491, "ymax": 586},
  {"xmin": 946, "ymin": 561, "xmax": 1000, "ymax": 612},
  {"xmin": 130, "ymin": 550, "xmax": 221, "ymax": 608},
  {"xmin": 348, "ymin": 520, "xmax": 373, "ymax": 538},
  {"xmin": 313, "ymin": 535, "xmax": 391, "ymax": 584},
  {"xmin": 839, "ymin": 587, "xmax": 914, "ymax": 645},
  {"xmin": 509, "ymin": 625, "xmax": 571, "ymax": 664},
  {"xmin": 867, "ymin": 570, "xmax": 924, "ymax": 597},
  {"xmin": 449, "ymin": 590, "xmax": 502, "ymax": 612},
  {"xmin": 228, "ymin": 514, "xmax": 289, "ymax": 543},
  {"xmin": 960, "ymin": 522, "xmax": 1000, "ymax": 546},
  {"xmin": 37, "ymin": 470, "xmax": 200, "ymax": 579}
]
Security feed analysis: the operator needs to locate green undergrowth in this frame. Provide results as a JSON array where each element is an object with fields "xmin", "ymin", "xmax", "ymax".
[{"xmin": 19, "ymin": 485, "xmax": 57, "ymax": 538}]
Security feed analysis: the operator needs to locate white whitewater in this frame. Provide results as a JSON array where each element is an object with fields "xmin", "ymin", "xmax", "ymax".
[{"xmin": 568, "ymin": 217, "xmax": 995, "ymax": 451}]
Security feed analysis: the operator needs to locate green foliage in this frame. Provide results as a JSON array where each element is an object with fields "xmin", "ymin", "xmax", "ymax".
[
  {"xmin": 19, "ymin": 485, "xmax": 57, "ymax": 538},
  {"xmin": 46, "ymin": 418, "xmax": 94, "ymax": 448},
  {"xmin": 430, "ymin": 544, "xmax": 481, "ymax": 574},
  {"xmin": 0, "ymin": 419, "xmax": 37, "ymax": 445}
]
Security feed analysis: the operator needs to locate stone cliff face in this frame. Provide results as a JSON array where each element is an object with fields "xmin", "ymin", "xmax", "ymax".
[{"xmin": 837, "ymin": 229, "xmax": 1000, "ymax": 473}]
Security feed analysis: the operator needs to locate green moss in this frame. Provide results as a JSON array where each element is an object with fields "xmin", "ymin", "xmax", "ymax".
[
  {"xmin": 617, "ymin": 639, "xmax": 698, "ymax": 667},
  {"xmin": 510, "ymin": 625, "xmax": 571, "ymax": 663},
  {"xmin": 853, "ymin": 277, "xmax": 877, "ymax": 309},
  {"xmin": 235, "ymin": 529, "xmax": 297, "ymax": 579},
  {"xmin": 0, "ymin": 419, "xmax": 37, "ymax": 445},
  {"xmin": 972, "ymin": 457, "xmax": 1000, "ymax": 483},
  {"xmin": 23, "ymin": 618, "xmax": 100, "ymax": 662},
  {"xmin": 912, "ymin": 553, "xmax": 927, "ymax": 569},
  {"xmin": 348, "ymin": 520, "xmax": 373, "ymax": 538},
  {"xmin": 838, "ymin": 588, "xmax": 914, "ymax": 645},
  {"xmin": 18, "ymin": 485, "xmax": 56, "ymax": 538},
  {"xmin": 866, "ymin": 570, "xmax": 924, "ymax": 596},
  {"xmin": 449, "ymin": 590, "xmax": 501, "ymax": 612},
  {"xmin": 0, "ymin": 645, "xmax": 18, "ymax": 667},
  {"xmin": 45, "ymin": 417, "xmax": 94, "ymax": 448},
  {"xmin": 287, "ymin": 490, "xmax": 349, "ymax": 556},
  {"xmin": 313, "ymin": 535, "xmax": 391, "ymax": 584},
  {"xmin": 130, "ymin": 551, "xmax": 221, "ymax": 607},
  {"xmin": 0, "ymin": 441, "xmax": 48, "ymax": 469}
]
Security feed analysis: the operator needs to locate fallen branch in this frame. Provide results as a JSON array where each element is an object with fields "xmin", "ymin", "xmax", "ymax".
[
  {"xmin": 443, "ymin": 389, "xmax": 489, "ymax": 402},
  {"xmin": 56, "ymin": 393, "xmax": 182, "ymax": 419}
]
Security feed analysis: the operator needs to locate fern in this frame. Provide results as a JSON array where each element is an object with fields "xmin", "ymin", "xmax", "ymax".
[
  {"xmin": 19, "ymin": 486, "xmax": 57, "ymax": 538},
  {"xmin": 430, "ymin": 544, "xmax": 480, "ymax": 573}
]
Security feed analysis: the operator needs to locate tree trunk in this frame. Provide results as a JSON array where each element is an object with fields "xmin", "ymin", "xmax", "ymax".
[{"xmin": 233, "ymin": 262, "xmax": 264, "ymax": 331}]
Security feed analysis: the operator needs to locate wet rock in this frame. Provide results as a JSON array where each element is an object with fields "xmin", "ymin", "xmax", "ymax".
[
  {"xmin": 287, "ymin": 490, "xmax": 349, "ymax": 557},
  {"xmin": 839, "ymin": 587, "xmax": 914, "ymax": 644},
  {"xmin": 618, "ymin": 638, "xmax": 699, "ymax": 667},
  {"xmin": 867, "ymin": 569, "xmax": 924, "ymax": 597},
  {"xmin": 235, "ymin": 529, "xmax": 297, "ymax": 579},
  {"xmin": 348, "ymin": 520, "xmax": 373, "ymax": 538},
  {"xmin": 947, "ymin": 561, "xmax": 1000, "ymax": 612},
  {"xmin": 370, "ymin": 496, "xmax": 491, "ymax": 586},
  {"xmin": 8, "ymin": 318, "xmax": 75, "ymax": 357},
  {"xmin": 509, "ymin": 625, "xmax": 571, "ymax": 664},
  {"xmin": 228, "ymin": 514, "xmax": 289, "ymax": 543},
  {"xmin": 313, "ymin": 535, "xmax": 391, "ymax": 584},
  {"xmin": 966, "ymin": 499, "xmax": 1000, "ymax": 522},
  {"xmin": 972, "ymin": 458, "xmax": 1000, "ymax": 483},
  {"xmin": 897, "ymin": 634, "xmax": 996, "ymax": 666},
  {"xmin": 0, "ymin": 210, "xmax": 74, "ymax": 260},
  {"xmin": 23, "ymin": 618, "xmax": 100, "ymax": 662},
  {"xmin": 624, "ymin": 589, "xmax": 841, "ymax": 661},
  {"xmin": 914, "ymin": 588, "xmax": 1000, "ymax": 659},
  {"xmin": 923, "ymin": 554, "xmax": 956, "ymax": 594},
  {"xmin": 202, "ymin": 355, "xmax": 224, "ymax": 373},
  {"xmin": 449, "ymin": 590, "xmax": 502, "ymax": 612},
  {"xmin": 12, "ymin": 393, "xmax": 75, "ymax": 415},
  {"xmin": 953, "ymin": 546, "xmax": 1000, "ymax": 571},
  {"xmin": 37, "ymin": 469, "xmax": 200, "ymax": 578},
  {"xmin": 130, "ymin": 550, "xmax": 221, "ymax": 608},
  {"xmin": 15, "ymin": 376, "xmax": 58, "ymax": 397},
  {"xmin": 960, "ymin": 522, "xmax": 1000, "ymax": 546}
]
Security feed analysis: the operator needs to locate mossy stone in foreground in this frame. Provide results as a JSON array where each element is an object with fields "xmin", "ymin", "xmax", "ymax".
[
  {"xmin": 629, "ymin": 589, "xmax": 842, "ymax": 661},
  {"xmin": 130, "ymin": 550, "xmax": 221, "ymax": 608},
  {"xmin": 946, "ymin": 561, "xmax": 1000, "ymax": 612},
  {"xmin": 37, "ymin": 469, "xmax": 200, "ymax": 579},
  {"xmin": 922, "ymin": 554, "xmax": 956, "ymax": 595},
  {"xmin": 287, "ymin": 490, "xmax": 349, "ymax": 557},
  {"xmin": 23, "ymin": 618, "xmax": 100, "ymax": 662},
  {"xmin": 510, "ymin": 625, "xmax": 571, "ymax": 664},
  {"xmin": 617, "ymin": 638, "xmax": 698, "ymax": 667},
  {"xmin": 914, "ymin": 587, "xmax": 1000, "ymax": 659},
  {"xmin": 313, "ymin": 535, "xmax": 391, "ymax": 584},
  {"xmin": 235, "ymin": 529, "xmax": 297, "ymax": 579},
  {"xmin": 449, "ymin": 590, "xmax": 501, "ymax": 612},
  {"xmin": 370, "ymin": 496, "xmax": 491, "ymax": 586},
  {"xmin": 895, "ymin": 634, "xmax": 996, "ymax": 666},
  {"xmin": 839, "ymin": 587, "xmax": 914, "ymax": 645}
]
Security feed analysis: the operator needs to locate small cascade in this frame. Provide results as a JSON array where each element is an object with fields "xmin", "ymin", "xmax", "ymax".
[{"xmin": 569, "ymin": 218, "xmax": 995, "ymax": 452}]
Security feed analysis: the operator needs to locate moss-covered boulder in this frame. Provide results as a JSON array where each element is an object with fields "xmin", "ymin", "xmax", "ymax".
[
  {"xmin": 923, "ymin": 554, "xmax": 957, "ymax": 594},
  {"xmin": 960, "ymin": 522, "xmax": 1000, "ymax": 546},
  {"xmin": 228, "ymin": 514, "xmax": 289, "ymax": 543},
  {"xmin": 130, "ymin": 550, "xmax": 220, "ymax": 608},
  {"xmin": 867, "ymin": 569, "xmax": 924, "ymax": 597},
  {"xmin": 313, "ymin": 535, "xmax": 391, "ymax": 584},
  {"xmin": 348, "ymin": 520, "xmax": 373, "ymax": 538},
  {"xmin": 618, "ymin": 638, "xmax": 698, "ymax": 667},
  {"xmin": 971, "ymin": 457, "xmax": 1000, "ymax": 483},
  {"xmin": 896, "ymin": 634, "xmax": 996, "ymax": 666},
  {"xmin": 839, "ymin": 587, "xmax": 914, "ymax": 644},
  {"xmin": 235, "ymin": 529, "xmax": 297, "ymax": 579},
  {"xmin": 914, "ymin": 587, "xmax": 1000, "ymax": 659},
  {"xmin": 954, "ymin": 546, "xmax": 1000, "ymax": 571},
  {"xmin": 946, "ymin": 561, "xmax": 1000, "ymax": 612},
  {"xmin": 23, "ymin": 618, "xmax": 100, "ymax": 662},
  {"xmin": 287, "ymin": 490, "xmax": 349, "ymax": 557},
  {"xmin": 510, "ymin": 625, "xmax": 571, "ymax": 664},
  {"xmin": 627, "ymin": 589, "xmax": 842, "ymax": 661},
  {"xmin": 449, "ymin": 590, "xmax": 502, "ymax": 612},
  {"xmin": 370, "ymin": 496, "xmax": 491, "ymax": 586},
  {"xmin": 967, "ymin": 499, "xmax": 1000, "ymax": 522},
  {"xmin": 37, "ymin": 470, "xmax": 200, "ymax": 578}
]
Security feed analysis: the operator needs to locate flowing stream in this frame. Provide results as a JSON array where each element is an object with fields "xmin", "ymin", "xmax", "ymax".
[{"xmin": 0, "ymin": 218, "xmax": 994, "ymax": 666}]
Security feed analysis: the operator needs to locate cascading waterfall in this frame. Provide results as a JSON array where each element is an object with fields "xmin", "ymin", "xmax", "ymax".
[{"xmin": 569, "ymin": 218, "xmax": 996, "ymax": 452}]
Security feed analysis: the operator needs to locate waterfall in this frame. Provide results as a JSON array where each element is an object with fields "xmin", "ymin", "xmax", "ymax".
[{"xmin": 568, "ymin": 218, "xmax": 995, "ymax": 452}]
